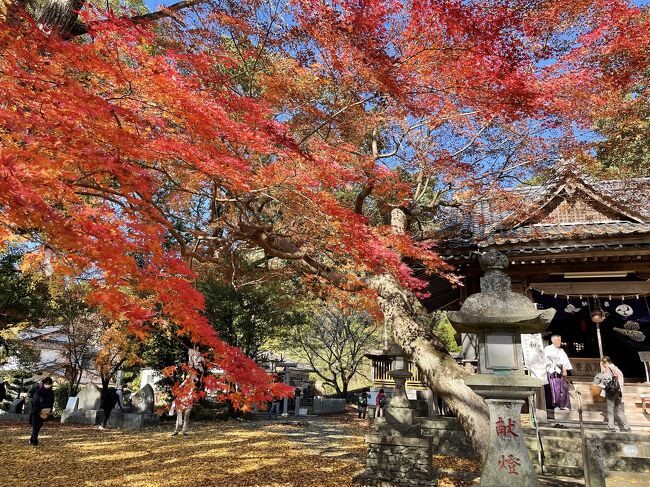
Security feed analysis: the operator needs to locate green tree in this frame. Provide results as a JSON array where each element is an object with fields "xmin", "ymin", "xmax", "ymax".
[
  {"xmin": 140, "ymin": 326, "xmax": 191, "ymax": 398},
  {"xmin": 594, "ymin": 69, "xmax": 650, "ymax": 177},
  {"xmin": 431, "ymin": 312, "xmax": 461, "ymax": 354},
  {"xmin": 197, "ymin": 274, "xmax": 304, "ymax": 360},
  {"xmin": 0, "ymin": 248, "xmax": 51, "ymax": 363},
  {"xmin": 4, "ymin": 370, "xmax": 38, "ymax": 400}
]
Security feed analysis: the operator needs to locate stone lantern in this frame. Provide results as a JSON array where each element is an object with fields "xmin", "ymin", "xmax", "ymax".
[
  {"xmin": 448, "ymin": 250, "xmax": 555, "ymax": 487},
  {"xmin": 276, "ymin": 359, "xmax": 297, "ymax": 415},
  {"xmin": 356, "ymin": 342, "xmax": 436, "ymax": 486},
  {"xmin": 383, "ymin": 343, "xmax": 413, "ymax": 427}
]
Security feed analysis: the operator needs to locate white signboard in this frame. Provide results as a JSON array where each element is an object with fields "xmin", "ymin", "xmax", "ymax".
[
  {"xmin": 64, "ymin": 396, "xmax": 79, "ymax": 411},
  {"xmin": 521, "ymin": 333, "xmax": 548, "ymax": 385}
]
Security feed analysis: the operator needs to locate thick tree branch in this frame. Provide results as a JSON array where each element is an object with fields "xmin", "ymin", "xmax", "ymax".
[
  {"xmin": 354, "ymin": 185, "xmax": 373, "ymax": 215},
  {"xmin": 68, "ymin": 0, "xmax": 205, "ymax": 37}
]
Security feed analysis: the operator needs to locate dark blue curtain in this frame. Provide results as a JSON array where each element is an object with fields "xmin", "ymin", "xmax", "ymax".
[{"xmin": 531, "ymin": 290, "xmax": 650, "ymax": 378}]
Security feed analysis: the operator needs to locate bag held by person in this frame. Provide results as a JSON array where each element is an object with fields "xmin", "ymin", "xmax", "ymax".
[{"xmin": 604, "ymin": 371, "xmax": 621, "ymax": 396}]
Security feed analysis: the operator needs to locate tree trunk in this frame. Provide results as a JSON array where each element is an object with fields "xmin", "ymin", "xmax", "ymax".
[
  {"xmin": 341, "ymin": 380, "xmax": 348, "ymax": 399},
  {"xmin": 369, "ymin": 272, "xmax": 490, "ymax": 461},
  {"xmin": 33, "ymin": 0, "xmax": 85, "ymax": 36}
]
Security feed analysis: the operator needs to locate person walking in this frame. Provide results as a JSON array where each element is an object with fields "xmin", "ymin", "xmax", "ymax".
[
  {"xmin": 99, "ymin": 387, "xmax": 124, "ymax": 429},
  {"xmin": 599, "ymin": 356, "xmax": 631, "ymax": 432},
  {"xmin": 268, "ymin": 398, "xmax": 280, "ymax": 419},
  {"xmin": 29, "ymin": 377, "xmax": 54, "ymax": 447},
  {"xmin": 375, "ymin": 389, "xmax": 386, "ymax": 418},
  {"xmin": 171, "ymin": 378, "xmax": 194, "ymax": 436},
  {"xmin": 357, "ymin": 389, "xmax": 369, "ymax": 419}
]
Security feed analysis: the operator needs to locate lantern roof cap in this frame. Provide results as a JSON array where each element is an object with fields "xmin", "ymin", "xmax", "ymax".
[
  {"xmin": 448, "ymin": 250, "xmax": 555, "ymax": 332},
  {"xmin": 383, "ymin": 342, "xmax": 404, "ymax": 358}
]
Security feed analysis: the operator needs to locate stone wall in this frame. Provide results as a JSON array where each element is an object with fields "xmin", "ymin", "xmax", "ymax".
[
  {"xmin": 0, "ymin": 411, "xmax": 30, "ymax": 422},
  {"xmin": 312, "ymin": 397, "xmax": 346, "ymax": 415},
  {"xmin": 357, "ymin": 434, "xmax": 435, "ymax": 486},
  {"xmin": 419, "ymin": 417, "xmax": 650, "ymax": 475}
]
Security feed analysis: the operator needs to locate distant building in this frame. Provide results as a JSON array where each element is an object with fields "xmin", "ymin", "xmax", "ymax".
[{"xmin": 1, "ymin": 326, "xmax": 100, "ymax": 385}]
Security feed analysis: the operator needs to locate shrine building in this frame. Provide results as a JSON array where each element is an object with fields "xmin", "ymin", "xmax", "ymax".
[{"xmin": 367, "ymin": 162, "xmax": 650, "ymax": 428}]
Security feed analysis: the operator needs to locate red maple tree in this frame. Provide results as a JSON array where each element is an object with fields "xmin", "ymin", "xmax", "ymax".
[{"xmin": 1, "ymin": 0, "xmax": 648, "ymax": 454}]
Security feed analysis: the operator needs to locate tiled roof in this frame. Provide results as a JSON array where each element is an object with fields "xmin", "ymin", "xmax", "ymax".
[
  {"xmin": 480, "ymin": 222, "xmax": 650, "ymax": 246},
  {"xmin": 434, "ymin": 167, "xmax": 650, "ymax": 252},
  {"xmin": 483, "ymin": 242, "xmax": 650, "ymax": 257}
]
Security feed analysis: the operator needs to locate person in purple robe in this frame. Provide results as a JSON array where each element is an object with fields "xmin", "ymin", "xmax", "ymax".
[{"xmin": 544, "ymin": 335, "xmax": 573, "ymax": 410}]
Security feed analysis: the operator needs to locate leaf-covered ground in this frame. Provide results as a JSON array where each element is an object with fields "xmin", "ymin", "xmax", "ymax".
[
  {"xmin": 1, "ymin": 419, "xmax": 360, "ymax": 487},
  {"xmin": 0, "ymin": 412, "xmax": 480, "ymax": 487},
  {"xmin": 1, "ymin": 412, "xmax": 648, "ymax": 486}
]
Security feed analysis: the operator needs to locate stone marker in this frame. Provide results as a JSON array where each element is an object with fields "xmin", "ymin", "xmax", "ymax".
[
  {"xmin": 586, "ymin": 443, "xmax": 606, "ymax": 487},
  {"xmin": 9, "ymin": 398, "xmax": 25, "ymax": 414},
  {"xmin": 131, "ymin": 384, "xmax": 154, "ymax": 413},
  {"xmin": 479, "ymin": 399, "xmax": 539, "ymax": 487},
  {"xmin": 65, "ymin": 396, "xmax": 79, "ymax": 411},
  {"xmin": 77, "ymin": 383, "xmax": 102, "ymax": 410}
]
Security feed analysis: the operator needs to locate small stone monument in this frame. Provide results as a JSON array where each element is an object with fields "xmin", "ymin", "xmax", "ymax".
[
  {"xmin": 0, "ymin": 397, "xmax": 28, "ymax": 422},
  {"xmin": 8, "ymin": 398, "xmax": 25, "ymax": 414},
  {"xmin": 62, "ymin": 383, "xmax": 158, "ymax": 429},
  {"xmin": 131, "ymin": 384, "xmax": 154, "ymax": 413},
  {"xmin": 448, "ymin": 250, "xmax": 555, "ymax": 487},
  {"xmin": 77, "ymin": 383, "xmax": 102, "ymax": 410}
]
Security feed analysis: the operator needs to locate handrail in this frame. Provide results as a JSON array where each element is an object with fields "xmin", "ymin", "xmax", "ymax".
[
  {"xmin": 529, "ymin": 392, "xmax": 545, "ymax": 475},
  {"xmin": 565, "ymin": 377, "xmax": 591, "ymax": 487}
]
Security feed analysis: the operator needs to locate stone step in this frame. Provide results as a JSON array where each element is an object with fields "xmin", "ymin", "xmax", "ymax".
[
  {"xmin": 562, "ymin": 396, "xmax": 643, "ymax": 406},
  {"xmin": 532, "ymin": 464, "xmax": 583, "ymax": 477},
  {"xmin": 571, "ymin": 382, "xmax": 650, "ymax": 395},
  {"xmin": 549, "ymin": 408, "xmax": 650, "ymax": 426},
  {"xmin": 531, "ymin": 457, "xmax": 650, "ymax": 476}
]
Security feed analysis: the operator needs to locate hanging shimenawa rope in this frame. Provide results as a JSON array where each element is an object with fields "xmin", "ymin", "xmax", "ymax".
[{"xmin": 526, "ymin": 286, "xmax": 650, "ymax": 302}]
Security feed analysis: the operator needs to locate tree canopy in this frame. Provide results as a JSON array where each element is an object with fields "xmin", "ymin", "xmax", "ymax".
[{"xmin": 1, "ymin": 0, "xmax": 649, "ymax": 442}]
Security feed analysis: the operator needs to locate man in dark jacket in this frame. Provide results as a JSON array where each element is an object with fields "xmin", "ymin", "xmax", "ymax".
[
  {"xmin": 99, "ymin": 387, "xmax": 123, "ymax": 429},
  {"xmin": 357, "ymin": 389, "xmax": 369, "ymax": 419},
  {"xmin": 29, "ymin": 377, "xmax": 54, "ymax": 446}
]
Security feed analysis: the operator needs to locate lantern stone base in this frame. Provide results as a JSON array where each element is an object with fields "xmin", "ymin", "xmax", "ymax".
[
  {"xmin": 479, "ymin": 399, "xmax": 539, "ymax": 487},
  {"xmin": 354, "ymin": 434, "xmax": 436, "ymax": 486},
  {"xmin": 385, "ymin": 405, "xmax": 415, "ymax": 429}
]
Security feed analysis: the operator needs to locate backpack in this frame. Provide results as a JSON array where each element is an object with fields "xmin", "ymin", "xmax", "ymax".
[
  {"xmin": 358, "ymin": 394, "xmax": 367, "ymax": 407},
  {"xmin": 604, "ymin": 368, "xmax": 621, "ymax": 397}
]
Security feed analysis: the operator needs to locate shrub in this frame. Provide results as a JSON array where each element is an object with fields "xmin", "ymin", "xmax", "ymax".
[
  {"xmin": 54, "ymin": 382, "xmax": 71, "ymax": 412},
  {"xmin": 189, "ymin": 403, "xmax": 221, "ymax": 421}
]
